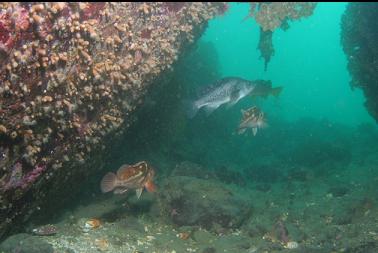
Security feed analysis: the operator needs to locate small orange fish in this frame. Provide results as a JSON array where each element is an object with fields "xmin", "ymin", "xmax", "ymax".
[
  {"xmin": 238, "ymin": 106, "xmax": 267, "ymax": 136},
  {"xmin": 100, "ymin": 161, "xmax": 156, "ymax": 199},
  {"xmin": 32, "ymin": 224, "xmax": 58, "ymax": 236}
]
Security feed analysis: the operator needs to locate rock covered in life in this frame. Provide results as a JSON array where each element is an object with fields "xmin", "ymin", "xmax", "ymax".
[
  {"xmin": 341, "ymin": 3, "xmax": 378, "ymax": 122},
  {"xmin": 0, "ymin": 2, "xmax": 227, "ymax": 239}
]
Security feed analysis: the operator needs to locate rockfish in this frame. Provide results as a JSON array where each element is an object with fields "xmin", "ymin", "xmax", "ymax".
[
  {"xmin": 250, "ymin": 80, "xmax": 283, "ymax": 99},
  {"xmin": 100, "ymin": 161, "xmax": 156, "ymax": 199},
  {"xmin": 186, "ymin": 77, "xmax": 255, "ymax": 118},
  {"xmin": 238, "ymin": 106, "xmax": 267, "ymax": 136},
  {"xmin": 32, "ymin": 224, "xmax": 58, "ymax": 236}
]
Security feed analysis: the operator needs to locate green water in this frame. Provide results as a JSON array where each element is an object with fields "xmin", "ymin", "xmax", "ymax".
[
  {"xmin": 201, "ymin": 2, "xmax": 373, "ymax": 126},
  {"xmin": 3, "ymin": 3, "xmax": 377, "ymax": 252},
  {"xmin": 115, "ymin": 3, "xmax": 378, "ymax": 172}
]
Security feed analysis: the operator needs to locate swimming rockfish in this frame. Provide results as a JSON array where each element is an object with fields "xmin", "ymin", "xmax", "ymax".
[
  {"xmin": 186, "ymin": 77, "xmax": 255, "ymax": 118},
  {"xmin": 100, "ymin": 161, "xmax": 156, "ymax": 199},
  {"xmin": 238, "ymin": 106, "xmax": 267, "ymax": 136},
  {"xmin": 186, "ymin": 77, "xmax": 282, "ymax": 118},
  {"xmin": 249, "ymin": 80, "xmax": 283, "ymax": 99}
]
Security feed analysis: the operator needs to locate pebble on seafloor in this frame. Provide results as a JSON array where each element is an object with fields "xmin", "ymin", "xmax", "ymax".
[
  {"xmin": 284, "ymin": 241, "xmax": 299, "ymax": 249},
  {"xmin": 79, "ymin": 218, "xmax": 102, "ymax": 232}
]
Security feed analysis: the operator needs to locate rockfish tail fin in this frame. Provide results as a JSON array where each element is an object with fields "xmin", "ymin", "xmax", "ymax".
[
  {"xmin": 260, "ymin": 120, "xmax": 269, "ymax": 129},
  {"xmin": 271, "ymin": 86, "xmax": 283, "ymax": 97},
  {"xmin": 100, "ymin": 172, "xmax": 117, "ymax": 193}
]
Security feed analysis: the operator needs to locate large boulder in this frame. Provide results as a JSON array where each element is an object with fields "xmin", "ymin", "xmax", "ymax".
[
  {"xmin": 341, "ymin": 3, "xmax": 378, "ymax": 122},
  {"xmin": 0, "ymin": 2, "xmax": 226, "ymax": 239},
  {"xmin": 0, "ymin": 233, "xmax": 53, "ymax": 253}
]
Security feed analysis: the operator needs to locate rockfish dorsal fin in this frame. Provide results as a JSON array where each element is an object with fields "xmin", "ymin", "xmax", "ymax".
[
  {"xmin": 136, "ymin": 188, "xmax": 144, "ymax": 199},
  {"xmin": 117, "ymin": 164, "xmax": 130, "ymax": 178},
  {"xmin": 196, "ymin": 77, "xmax": 233, "ymax": 96}
]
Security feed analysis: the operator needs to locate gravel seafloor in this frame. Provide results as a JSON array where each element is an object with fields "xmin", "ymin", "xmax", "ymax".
[{"xmin": 2, "ymin": 157, "xmax": 378, "ymax": 253}]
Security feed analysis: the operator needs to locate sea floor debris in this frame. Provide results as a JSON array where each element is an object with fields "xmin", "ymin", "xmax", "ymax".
[{"xmin": 1, "ymin": 158, "xmax": 376, "ymax": 253}]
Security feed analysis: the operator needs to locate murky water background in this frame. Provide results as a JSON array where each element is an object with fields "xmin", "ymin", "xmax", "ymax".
[{"xmin": 1, "ymin": 3, "xmax": 377, "ymax": 253}]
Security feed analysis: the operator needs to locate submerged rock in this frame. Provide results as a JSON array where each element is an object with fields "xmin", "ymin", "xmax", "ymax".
[
  {"xmin": 0, "ymin": 2, "xmax": 226, "ymax": 240},
  {"xmin": 345, "ymin": 242, "xmax": 378, "ymax": 253},
  {"xmin": 117, "ymin": 216, "xmax": 145, "ymax": 234},
  {"xmin": 0, "ymin": 233, "xmax": 53, "ymax": 253},
  {"xmin": 158, "ymin": 175, "xmax": 252, "ymax": 230},
  {"xmin": 341, "ymin": 3, "xmax": 378, "ymax": 122},
  {"xmin": 202, "ymin": 247, "xmax": 217, "ymax": 253},
  {"xmin": 214, "ymin": 166, "xmax": 246, "ymax": 186},
  {"xmin": 171, "ymin": 161, "xmax": 217, "ymax": 180},
  {"xmin": 328, "ymin": 185, "xmax": 350, "ymax": 197}
]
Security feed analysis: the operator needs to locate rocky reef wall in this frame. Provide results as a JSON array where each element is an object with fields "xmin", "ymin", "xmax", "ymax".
[
  {"xmin": 341, "ymin": 3, "xmax": 378, "ymax": 122},
  {"xmin": 0, "ymin": 2, "xmax": 225, "ymax": 239}
]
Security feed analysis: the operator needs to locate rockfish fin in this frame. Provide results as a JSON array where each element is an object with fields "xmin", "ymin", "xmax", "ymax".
[
  {"xmin": 271, "ymin": 86, "xmax": 283, "ymax": 97},
  {"xmin": 260, "ymin": 120, "xmax": 269, "ymax": 129},
  {"xmin": 145, "ymin": 180, "xmax": 156, "ymax": 193},
  {"xmin": 100, "ymin": 172, "xmax": 117, "ymax": 193},
  {"xmin": 238, "ymin": 127, "xmax": 247, "ymax": 134},
  {"xmin": 204, "ymin": 104, "xmax": 220, "ymax": 116},
  {"xmin": 136, "ymin": 188, "xmax": 144, "ymax": 199},
  {"xmin": 184, "ymin": 100, "xmax": 199, "ymax": 119},
  {"xmin": 114, "ymin": 187, "xmax": 128, "ymax": 194},
  {"xmin": 252, "ymin": 127, "xmax": 258, "ymax": 136},
  {"xmin": 251, "ymin": 93, "xmax": 269, "ymax": 99},
  {"xmin": 229, "ymin": 89, "xmax": 240, "ymax": 104},
  {"xmin": 227, "ymin": 95, "xmax": 241, "ymax": 108},
  {"xmin": 117, "ymin": 164, "xmax": 130, "ymax": 178},
  {"xmin": 226, "ymin": 102, "xmax": 235, "ymax": 109}
]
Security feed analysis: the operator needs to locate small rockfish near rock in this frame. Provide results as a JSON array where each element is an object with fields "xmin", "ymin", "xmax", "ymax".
[
  {"xmin": 32, "ymin": 224, "xmax": 58, "ymax": 236},
  {"xmin": 100, "ymin": 161, "xmax": 156, "ymax": 199},
  {"xmin": 238, "ymin": 106, "xmax": 267, "ymax": 136}
]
